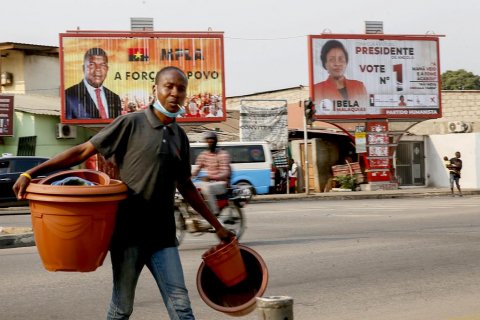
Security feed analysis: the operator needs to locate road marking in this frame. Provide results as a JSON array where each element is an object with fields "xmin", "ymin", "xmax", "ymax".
[
  {"xmin": 249, "ymin": 202, "xmax": 479, "ymax": 214},
  {"xmin": 448, "ymin": 315, "xmax": 480, "ymax": 320}
]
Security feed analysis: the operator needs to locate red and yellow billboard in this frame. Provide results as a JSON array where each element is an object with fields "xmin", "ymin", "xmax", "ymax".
[
  {"xmin": 308, "ymin": 34, "xmax": 442, "ymax": 120},
  {"xmin": 60, "ymin": 31, "xmax": 226, "ymax": 124}
]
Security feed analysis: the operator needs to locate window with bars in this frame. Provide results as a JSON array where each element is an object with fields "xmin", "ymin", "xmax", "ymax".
[{"xmin": 17, "ymin": 136, "xmax": 37, "ymax": 156}]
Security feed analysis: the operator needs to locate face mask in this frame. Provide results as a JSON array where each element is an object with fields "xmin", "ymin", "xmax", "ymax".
[{"xmin": 153, "ymin": 99, "xmax": 185, "ymax": 118}]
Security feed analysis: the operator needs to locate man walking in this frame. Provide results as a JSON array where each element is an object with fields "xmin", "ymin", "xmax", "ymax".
[{"xmin": 14, "ymin": 66, "xmax": 234, "ymax": 319}]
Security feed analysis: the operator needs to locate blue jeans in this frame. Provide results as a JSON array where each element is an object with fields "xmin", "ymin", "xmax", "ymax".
[
  {"xmin": 449, "ymin": 172, "xmax": 460, "ymax": 190},
  {"xmin": 107, "ymin": 246, "xmax": 195, "ymax": 320}
]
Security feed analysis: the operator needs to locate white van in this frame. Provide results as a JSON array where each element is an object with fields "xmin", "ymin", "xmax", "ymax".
[{"xmin": 190, "ymin": 141, "xmax": 275, "ymax": 194}]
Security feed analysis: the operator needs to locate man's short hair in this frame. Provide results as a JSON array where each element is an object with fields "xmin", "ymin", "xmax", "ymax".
[
  {"xmin": 84, "ymin": 48, "xmax": 108, "ymax": 63},
  {"xmin": 320, "ymin": 40, "xmax": 349, "ymax": 69},
  {"xmin": 155, "ymin": 66, "xmax": 188, "ymax": 85}
]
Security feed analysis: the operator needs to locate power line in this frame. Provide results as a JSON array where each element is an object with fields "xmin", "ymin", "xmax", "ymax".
[{"xmin": 225, "ymin": 35, "xmax": 306, "ymax": 41}]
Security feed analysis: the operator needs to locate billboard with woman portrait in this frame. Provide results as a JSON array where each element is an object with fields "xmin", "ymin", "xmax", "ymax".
[{"xmin": 308, "ymin": 34, "xmax": 442, "ymax": 120}]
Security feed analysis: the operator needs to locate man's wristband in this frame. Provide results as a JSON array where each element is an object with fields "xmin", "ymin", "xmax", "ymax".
[{"xmin": 20, "ymin": 172, "xmax": 32, "ymax": 180}]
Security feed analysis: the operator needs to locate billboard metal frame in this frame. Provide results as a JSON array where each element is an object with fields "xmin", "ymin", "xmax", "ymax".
[
  {"xmin": 59, "ymin": 31, "xmax": 226, "ymax": 125},
  {"xmin": 308, "ymin": 33, "xmax": 443, "ymax": 121}
]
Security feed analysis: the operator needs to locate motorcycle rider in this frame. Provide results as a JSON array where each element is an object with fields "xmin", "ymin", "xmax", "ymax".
[{"xmin": 192, "ymin": 131, "xmax": 231, "ymax": 215}]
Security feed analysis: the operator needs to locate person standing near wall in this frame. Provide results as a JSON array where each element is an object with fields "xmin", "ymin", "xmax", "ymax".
[
  {"xmin": 447, "ymin": 151, "xmax": 463, "ymax": 197},
  {"xmin": 288, "ymin": 158, "xmax": 298, "ymax": 194}
]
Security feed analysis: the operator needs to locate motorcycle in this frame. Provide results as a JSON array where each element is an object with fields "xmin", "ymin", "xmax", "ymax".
[
  {"xmin": 174, "ymin": 184, "xmax": 252, "ymax": 244},
  {"xmin": 274, "ymin": 167, "xmax": 288, "ymax": 194}
]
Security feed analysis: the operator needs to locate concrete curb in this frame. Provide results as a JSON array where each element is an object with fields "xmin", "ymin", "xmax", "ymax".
[
  {"xmin": 0, "ymin": 232, "xmax": 35, "ymax": 249},
  {"xmin": 250, "ymin": 189, "xmax": 480, "ymax": 203}
]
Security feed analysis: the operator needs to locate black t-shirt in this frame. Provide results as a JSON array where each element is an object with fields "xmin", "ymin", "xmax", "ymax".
[
  {"xmin": 90, "ymin": 106, "xmax": 191, "ymax": 251},
  {"xmin": 449, "ymin": 157, "xmax": 462, "ymax": 176}
]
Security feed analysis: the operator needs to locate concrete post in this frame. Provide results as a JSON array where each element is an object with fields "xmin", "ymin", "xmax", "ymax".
[{"xmin": 256, "ymin": 296, "xmax": 293, "ymax": 320}]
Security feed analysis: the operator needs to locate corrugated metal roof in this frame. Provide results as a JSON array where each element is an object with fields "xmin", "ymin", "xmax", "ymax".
[
  {"xmin": 183, "ymin": 111, "xmax": 240, "ymax": 142},
  {"xmin": 0, "ymin": 42, "xmax": 58, "ymax": 53},
  {"xmin": 13, "ymin": 95, "xmax": 60, "ymax": 116}
]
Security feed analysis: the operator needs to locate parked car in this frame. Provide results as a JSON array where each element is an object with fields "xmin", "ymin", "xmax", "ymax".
[{"xmin": 0, "ymin": 156, "xmax": 50, "ymax": 207}]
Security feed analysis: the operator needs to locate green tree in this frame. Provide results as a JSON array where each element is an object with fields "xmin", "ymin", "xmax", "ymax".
[{"xmin": 441, "ymin": 69, "xmax": 480, "ymax": 90}]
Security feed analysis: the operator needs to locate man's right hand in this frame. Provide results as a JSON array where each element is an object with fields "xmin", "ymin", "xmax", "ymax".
[
  {"xmin": 215, "ymin": 226, "xmax": 236, "ymax": 244},
  {"xmin": 13, "ymin": 175, "xmax": 31, "ymax": 200}
]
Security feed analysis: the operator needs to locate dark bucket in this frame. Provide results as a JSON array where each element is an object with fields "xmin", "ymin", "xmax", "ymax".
[{"xmin": 197, "ymin": 244, "xmax": 268, "ymax": 317}]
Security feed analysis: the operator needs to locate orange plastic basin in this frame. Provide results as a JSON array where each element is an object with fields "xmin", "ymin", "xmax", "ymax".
[
  {"xmin": 197, "ymin": 245, "xmax": 268, "ymax": 317},
  {"xmin": 26, "ymin": 170, "xmax": 127, "ymax": 272}
]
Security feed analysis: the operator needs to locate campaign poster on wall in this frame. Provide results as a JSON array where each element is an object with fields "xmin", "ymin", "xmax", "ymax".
[
  {"xmin": 0, "ymin": 95, "xmax": 14, "ymax": 136},
  {"xmin": 308, "ymin": 34, "xmax": 441, "ymax": 120},
  {"xmin": 239, "ymin": 104, "xmax": 288, "ymax": 150},
  {"xmin": 60, "ymin": 32, "xmax": 226, "ymax": 124}
]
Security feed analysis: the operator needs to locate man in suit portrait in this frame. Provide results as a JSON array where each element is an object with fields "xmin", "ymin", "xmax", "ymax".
[{"xmin": 65, "ymin": 47, "xmax": 121, "ymax": 120}]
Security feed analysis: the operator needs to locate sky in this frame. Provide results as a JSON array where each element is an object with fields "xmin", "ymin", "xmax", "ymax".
[{"xmin": 2, "ymin": 0, "xmax": 479, "ymax": 97}]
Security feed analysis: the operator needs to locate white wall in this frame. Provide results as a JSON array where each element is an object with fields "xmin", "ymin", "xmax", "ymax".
[
  {"xmin": 426, "ymin": 133, "xmax": 480, "ymax": 188},
  {"xmin": 24, "ymin": 55, "xmax": 60, "ymax": 96},
  {"xmin": 0, "ymin": 50, "xmax": 25, "ymax": 94}
]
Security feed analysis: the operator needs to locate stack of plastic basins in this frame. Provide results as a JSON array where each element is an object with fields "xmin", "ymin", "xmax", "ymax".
[{"xmin": 26, "ymin": 169, "xmax": 127, "ymax": 272}]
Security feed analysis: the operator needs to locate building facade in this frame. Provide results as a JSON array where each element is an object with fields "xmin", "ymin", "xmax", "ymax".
[{"xmin": 1, "ymin": 42, "xmax": 479, "ymax": 190}]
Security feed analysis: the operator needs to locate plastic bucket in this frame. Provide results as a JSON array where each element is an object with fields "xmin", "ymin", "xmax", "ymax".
[
  {"xmin": 26, "ymin": 171, "xmax": 127, "ymax": 272},
  {"xmin": 29, "ymin": 195, "xmax": 124, "ymax": 272},
  {"xmin": 202, "ymin": 237, "xmax": 247, "ymax": 287},
  {"xmin": 197, "ymin": 244, "xmax": 269, "ymax": 317}
]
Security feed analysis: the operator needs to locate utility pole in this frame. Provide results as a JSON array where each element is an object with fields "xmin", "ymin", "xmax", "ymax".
[{"xmin": 303, "ymin": 98, "xmax": 314, "ymax": 195}]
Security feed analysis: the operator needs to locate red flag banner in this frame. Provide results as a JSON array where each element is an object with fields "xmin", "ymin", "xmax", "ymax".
[{"xmin": 128, "ymin": 48, "xmax": 149, "ymax": 61}]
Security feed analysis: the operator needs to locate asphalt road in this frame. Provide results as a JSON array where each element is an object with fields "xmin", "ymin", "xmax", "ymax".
[{"xmin": 2, "ymin": 196, "xmax": 480, "ymax": 319}]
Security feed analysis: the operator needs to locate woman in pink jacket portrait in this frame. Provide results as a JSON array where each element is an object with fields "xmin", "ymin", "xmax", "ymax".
[{"xmin": 314, "ymin": 40, "xmax": 368, "ymax": 107}]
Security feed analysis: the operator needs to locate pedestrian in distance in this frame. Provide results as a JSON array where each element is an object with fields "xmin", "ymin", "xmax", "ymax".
[
  {"xmin": 288, "ymin": 158, "xmax": 298, "ymax": 193},
  {"xmin": 447, "ymin": 151, "xmax": 463, "ymax": 197},
  {"xmin": 65, "ymin": 47, "xmax": 122, "ymax": 120},
  {"xmin": 13, "ymin": 66, "xmax": 234, "ymax": 320}
]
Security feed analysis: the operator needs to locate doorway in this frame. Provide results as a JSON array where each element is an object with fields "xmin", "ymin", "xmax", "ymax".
[
  {"xmin": 396, "ymin": 141, "xmax": 425, "ymax": 186},
  {"xmin": 300, "ymin": 142, "xmax": 315, "ymax": 192}
]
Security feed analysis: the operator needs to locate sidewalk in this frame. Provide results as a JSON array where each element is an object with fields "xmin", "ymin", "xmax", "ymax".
[
  {"xmin": 252, "ymin": 187, "xmax": 480, "ymax": 202},
  {"xmin": 1, "ymin": 187, "xmax": 478, "ymax": 249}
]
